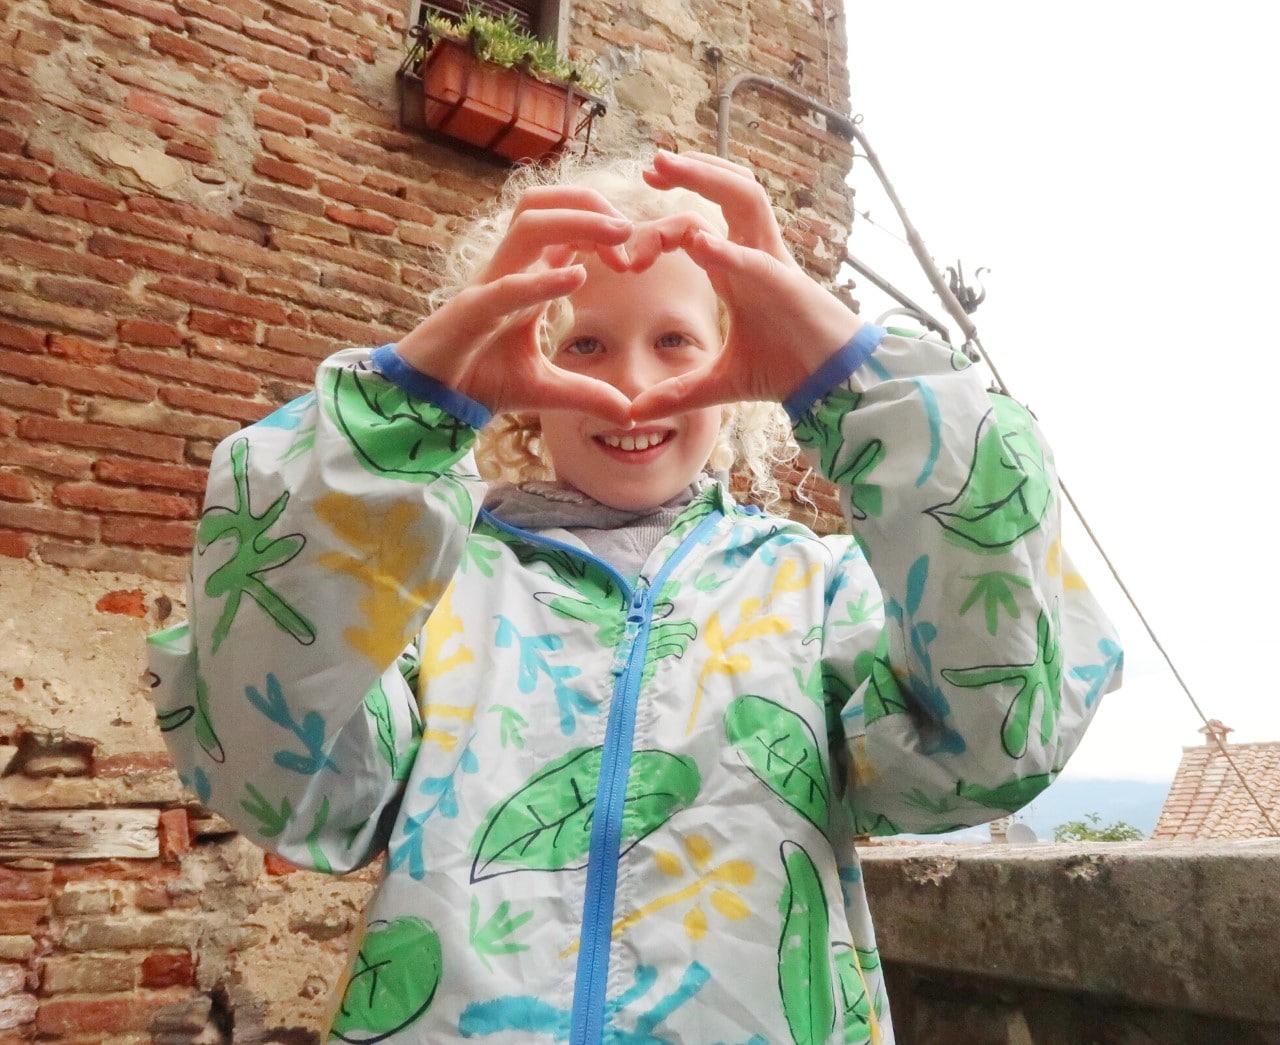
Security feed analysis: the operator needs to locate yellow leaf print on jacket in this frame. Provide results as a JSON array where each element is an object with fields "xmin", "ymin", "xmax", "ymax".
[
  {"xmin": 315, "ymin": 493, "xmax": 445, "ymax": 667},
  {"xmin": 685, "ymin": 559, "xmax": 821, "ymax": 734},
  {"xmin": 560, "ymin": 834, "xmax": 755, "ymax": 958},
  {"xmin": 419, "ymin": 583, "xmax": 476, "ymax": 752}
]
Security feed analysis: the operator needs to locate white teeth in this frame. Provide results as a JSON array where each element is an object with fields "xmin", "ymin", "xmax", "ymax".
[{"xmin": 602, "ymin": 432, "xmax": 666, "ymax": 451}]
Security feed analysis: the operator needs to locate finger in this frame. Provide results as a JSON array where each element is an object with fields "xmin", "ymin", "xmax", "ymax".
[
  {"xmin": 450, "ymin": 265, "xmax": 586, "ymax": 337},
  {"xmin": 530, "ymin": 370, "xmax": 634, "ymax": 426},
  {"xmin": 485, "ymin": 211, "xmax": 632, "ymax": 279},
  {"xmin": 643, "ymin": 151, "xmax": 787, "ymax": 258},
  {"xmin": 628, "ymin": 364, "xmax": 740, "ymax": 421},
  {"xmin": 625, "ymin": 213, "xmax": 722, "ymax": 272},
  {"xmin": 512, "ymin": 185, "xmax": 629, "ymax": 222},
  {"xmin": 542, "ymin": 240, "xmax": 632, "ymax": 273}
]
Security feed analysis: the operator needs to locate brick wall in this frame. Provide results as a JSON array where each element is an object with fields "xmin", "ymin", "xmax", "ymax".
[{"xmin": 0, "ymin": 0, "xmax": 854, "ymax": 1038}]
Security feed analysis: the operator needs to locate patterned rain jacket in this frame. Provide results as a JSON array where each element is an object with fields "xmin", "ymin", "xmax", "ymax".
[{"xmin": 148, "ymin": 324, "xmax": 1123, "ymax": 1045}]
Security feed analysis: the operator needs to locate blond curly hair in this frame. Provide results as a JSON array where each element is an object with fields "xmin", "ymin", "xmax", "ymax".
[{"xmin": 429, "ymin": 151, "xmax": 800, "ymax": 511}]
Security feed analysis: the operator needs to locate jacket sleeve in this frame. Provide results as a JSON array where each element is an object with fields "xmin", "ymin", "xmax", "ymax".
[
  {"xmin": 792, "ymin": 326, "xmax": 1124, "ymax": 835},
  {"xmin": 147, "ymin": 347, "xmax": 487, "ymax": 871}
]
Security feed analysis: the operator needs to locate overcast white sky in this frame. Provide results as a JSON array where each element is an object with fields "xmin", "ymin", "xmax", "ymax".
[{"xmin": 842, "ymin": 2, "xmax": 1280, "ymax": 782}]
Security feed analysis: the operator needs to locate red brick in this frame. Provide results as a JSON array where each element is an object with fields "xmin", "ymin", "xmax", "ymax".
[
  {"xmin": 0, "ymin": 205, "xmax": 83, "ymax": 246},
  {"xmin": 192, "ymin": 337, "xmax": 319, "ymax": 382},
  {"xmin": 55, "ymin": 482, "xmax": 196, "ymax": 518},
  {"xmin": 99, "ymin": 0, "xmax": 185, "ymax": 28},
  {"xmin": 95, "ymin": 455, "xmax": 207, "ymax": 493},
  {"xmin": 116, "ymin": 348, "xmax": 260, "ymax": 394},
  {"xmin": 310, "ymin": 311, "xmax": 399, "ymax": 346},
  {"xmin": 0, "ymin": 528, "xmax": 35, "ymax": 557},
  {"xmin": 223, "ymin": 59, "xmax": 271, "ymax": 88},
  {"xmin": 164, "ymin": 138, "xmax": 216, "ymax": 165},
  {"xmin": 145, "ymin": 277, "xmax": 288, "ymax": 323},
  {"xmin": 326, "ymin": 205, "xmax": 395, "ymax": 236},
  {"xmin": 188, "ymin": 229, "xmax": 318, "ymax": 280},
  {"xmin": 312, "ymin": 46, "xmax": 356, "ymax": 72},
  {"xmin": 127, "ymin": 195, "xmax": 261, "ymax": 242},
  {"xmin": 188, "ymin": 22, "xmax": 319, "ymax": 80},
  {"xmin": 0, "ymin": 502, "xmax": 97, "ymax": 542},
  {"xmin": 0, "ymin": 443, "xmax": 93, "ymax": 479},
  {"xmin": 49, "ymin": 334, "xmax": 116, "ymax": 365},
  {"xmin": 101, "ymin": 515, "xmax": 195, "ymax": 549},
  {"xmin": 139, "ymin": 951, "xmax": 193, "ymax": 988},
  {"xmin": 148, "ymin": 29, "xmax": 215, "ymax": 65},
  {"xmin": 187, "ymin": 309, "xmax": 256, "ymax": 343},
  {"xmin": 0, "ymin": 234, "xmax": 133, "ymax": 285},
  {"xmin": 246, "ymin": 180, "xmax": 326, "ymax": 218},
  {"xmin": 0, "ymin": 319, "xmax": 46, "ymax": 353},
  {"xmin": 0, "ymin": 470, "xmax": 36, "ymax": 501},
  {"xmin": 0, "ymin": 289, "xmax": 116, "ymax": 338},
  {"xmin": 323, "ymin": 267, "xmax": 419, "ymax": 310},
  {"xmin": 319, "ymin": 178, "xmax": 435, "ymax": 224},
  {"xmin": 242, "ymin": 20, "xmax": 309, "ymax": 55},
  {"xmin": 35, "ymin": 989, "xmax": 193, "ymax": 1035},
  {"xmin": 0, "ymin": 153, "xmax": 50, "ymax": 184},
  {"xmin": 258, "ymin": 130, "xmax": 364, "ymax": 185},
  {"xmin": 258, "ymin": 89, "xmax": 331, "ymax": 126},
  {"xmin": 123, "ymin": 89, "xmax": 218, "ymax": 136},
  {"xmin": 251, "ymin": 154, "xmax": 316, "ymax": 190},
  {"xmin": 83, "ymin": 200, "xmax": 188, "ymax": 245},
  {"xmin": 18, "ymin": 415, "xmax": 184, "ymax": 460},
  {"xmin": 175, "ymin": 0, "xmax": 246, "ymax": 29},
  {"xmin": 88, "ymin": 398, "xmax": 239, "ymax": 441},
  {"xmin": 118, "ymin": 318, "xmax": 184, "ymax": 348},
  {"xmin": 49, "ymin": 170, "xmax": 124, "ymax": 203},
  {"xmin": 157, "ymin": 809, "xmax": 191, "ymax": 861},
  {"xmin": 34, "ymin": 276, "xmax": 138, "ymax": 315},
  {"xmin": 38, "ymin": 541, "xmax": 188, "ymax": 580},
  {"xmin": 253, "ymin": 105, "xmax": 307, "ymax": 137},
  {"xmin": 95, "ymin": 588, "xmax": 148, "ymax": 616},
  {"xmin": 237, "ymin": 199, "xmax": 349, "ymax": 244},
  {"xmin": 0, "ymin": 866, "xmax": 53, "ymax": 904},
  {"xmin": 0, "ymin": 376, "xmax": 66, "ymax": 414},
  {"xmin": 159, "ymin": 385, "xmax": 268, "ymax": 424},
  {"xmin": 261, "ymin": 326, "xmax": 340, "ymax": 359},
  {"xmin": 89, "ymin": 233, "xmax": 221, "ymax": 282},
  {"xmin": 0, "ymin": 349, "xmax": 158, "ymax": 401},
  {"xmin": 263, "ymin": 852, "xmax": 298, "ymax": 875}
]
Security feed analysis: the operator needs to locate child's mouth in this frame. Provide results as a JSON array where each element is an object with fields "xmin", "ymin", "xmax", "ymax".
[{"xmin": 596, "ymin": 430, "xmax": 674, "ymax": 455}]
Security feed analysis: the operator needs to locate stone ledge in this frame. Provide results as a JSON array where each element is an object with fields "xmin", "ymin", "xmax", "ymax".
[{"xmin": 860, "ymin": 839, "xmax": 1280, "ymax": 1025}]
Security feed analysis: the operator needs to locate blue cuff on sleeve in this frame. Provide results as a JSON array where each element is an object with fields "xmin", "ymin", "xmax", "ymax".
[
  {"xmin": 370, "ymin": 344, "xmax": 492, "ymax": 430},
  {"xmin": 783, "ymin": 324, "xmax": 887, "ymax": 424}
]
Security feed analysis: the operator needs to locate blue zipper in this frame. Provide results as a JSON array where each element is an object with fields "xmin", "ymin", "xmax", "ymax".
[
  {"xmin": 568, "ymin": 511, "xmax": 721, "ymax": 1045},
  {"xmin": 477, "ymin": 506, "xmax": 723, "ymax": 1042}
]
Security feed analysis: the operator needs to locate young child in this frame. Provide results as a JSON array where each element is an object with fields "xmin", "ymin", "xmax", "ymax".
[{"xmin": 149, "ymin": 150, "xmax": 1122, "ymax": 1045}]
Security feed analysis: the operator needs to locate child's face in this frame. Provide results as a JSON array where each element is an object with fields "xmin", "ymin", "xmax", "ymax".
[{"xmin": 538, "ymin": 250, "xmax": 724, "ymax": 511}]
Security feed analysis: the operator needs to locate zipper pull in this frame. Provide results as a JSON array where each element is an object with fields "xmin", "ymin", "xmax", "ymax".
[{"xmin": 611, "ymin": 585, "xmax": 649, "ymax": 676}]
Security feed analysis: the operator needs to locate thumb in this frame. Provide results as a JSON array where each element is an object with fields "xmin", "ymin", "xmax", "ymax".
[{"xmin": 628, "ymin": 365, "xmax": 737, "ymax": 423}]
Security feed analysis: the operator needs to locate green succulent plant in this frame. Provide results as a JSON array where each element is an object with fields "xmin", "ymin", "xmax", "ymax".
[{"xmin": 421, "ymin": 6, "xmax": 603, "ymax": 94}]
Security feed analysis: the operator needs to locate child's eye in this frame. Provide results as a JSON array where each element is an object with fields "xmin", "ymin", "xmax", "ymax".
[
  {"xmin": 656, "ymin": 332, "xmax": 693, "ymax": 349},
  {"xmin": 561, "ymin": 337, "xmax": 603, "ymax": 357}
]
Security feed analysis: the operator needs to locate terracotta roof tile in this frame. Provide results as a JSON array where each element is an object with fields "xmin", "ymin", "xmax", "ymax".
[{"xmin": 1152, "ymin": 740, "xmax": 1280, "ymax": 840}]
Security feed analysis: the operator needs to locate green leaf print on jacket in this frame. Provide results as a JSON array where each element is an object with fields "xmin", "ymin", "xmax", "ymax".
[
  {"xmin": 197, "ymin": 438, "xmax": 315, "ymax": 654},
  {"xmin": 941, "ymin": 607, "xmax": 1062, "ymax": 759},
  {"xmin": 777, "ymin": 841, "xmax": 836, "ymax": 1045},
  {"xmin": 471, "ymin": 747, "xmax": 700, "ymax": 881},
  {"xmin": 957, "ymin": 772, "xmax": 1055, "ymax": 812},
  {"xmin": 726, "ymin": 696, "xmax": 830, "ymax": 833},
  {"xmin": 331, "ymin": 916, "xmax": 442, "ymax": 1043},
  {"xmin": 793, "ymin": 387, "xmax": 885, "ymax": 521},
  {"xmin": 321, "ymin": 363, "xmax": 476, "ymax": 479},
  {"xmin": 833, "ymin": 946, "xmax": 874, "ymax": 1044},
  {"xmin": 926, "ymin": 396, "xmax": 1051, "ymax": 553}
]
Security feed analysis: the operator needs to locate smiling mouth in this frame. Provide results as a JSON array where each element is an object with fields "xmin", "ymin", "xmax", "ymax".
[{"xmin": 596, "ymin": 430, "xmax": 673, "ymax": 452}]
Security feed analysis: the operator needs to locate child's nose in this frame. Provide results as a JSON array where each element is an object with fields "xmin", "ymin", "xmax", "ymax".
[{"xmin": 604, "ymin": 348, "xmax": 656, "ymax": 399}]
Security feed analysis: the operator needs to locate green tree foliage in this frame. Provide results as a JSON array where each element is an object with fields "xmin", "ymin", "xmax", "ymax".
[{"xmin": 1053, "ymin": 812, "xmax": 1144, "ymax": 842}]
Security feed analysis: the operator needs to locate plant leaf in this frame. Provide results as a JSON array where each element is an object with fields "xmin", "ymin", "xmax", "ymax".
[
  {"xmin": 778, "ymin": 841, "xmax": 835, "ymax": 1045},
  {"xmin": 470, "ymin": 747, "xmax": 700, "ymax": 881},
  {"xmin": 725, "ymin": 695, "xmax": 830, "ymax": 832}
]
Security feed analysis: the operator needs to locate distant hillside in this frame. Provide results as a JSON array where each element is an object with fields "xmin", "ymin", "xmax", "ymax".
[
  {"xmin": 1014, "ymin": 777, "xmax": 1171, "ymax": 840},
  {"xmin": 902, "ymin": 777, "xmax": 1172, "ymax": 843}
]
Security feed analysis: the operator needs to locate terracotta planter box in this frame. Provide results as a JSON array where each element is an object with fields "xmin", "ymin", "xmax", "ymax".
[{"xmin": 418, "ymin": 37, "xmax": 586, "ymax": 163}]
